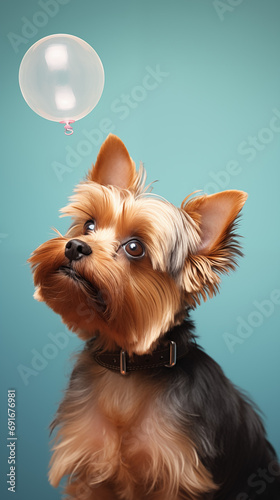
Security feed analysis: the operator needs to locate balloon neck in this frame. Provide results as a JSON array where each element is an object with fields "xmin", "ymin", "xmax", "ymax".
[{"xmin": 60, "ymin": 120, "xmax": 75, "ymax": 135}]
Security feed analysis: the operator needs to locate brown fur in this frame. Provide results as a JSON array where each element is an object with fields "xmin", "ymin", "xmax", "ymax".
[
  {"xmin": 49, "ymin": 350, "xmax": 216, "ymax": 500},
  {"xmin": 29, "ymin": 134, "xmax": 247, "ymax": 499}
]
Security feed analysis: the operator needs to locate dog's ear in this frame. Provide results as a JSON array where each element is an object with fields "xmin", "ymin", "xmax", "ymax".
[
  {"xmin": 88, "ymin": 134, "xmax": 137, "ymax": 189},
  {"xmin": 182, "ymin": 190, "xmax": 248, "ymax": 304}
]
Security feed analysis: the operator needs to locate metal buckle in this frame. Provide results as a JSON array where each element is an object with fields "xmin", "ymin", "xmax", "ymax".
[
  {"xmin": 165, "ymin": 341, "xmax": 177, "ymax": 368},
  {"xmin": 120, "ymin": 349, "xmax": 128, "ymax": 375}
]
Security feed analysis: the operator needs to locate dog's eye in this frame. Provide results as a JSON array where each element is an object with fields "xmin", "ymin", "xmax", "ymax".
[
  {"xmin": 84, "ymin": 220, "xmax": 96, "ymax": 234},
  {"xmin": 123, "ymin": 240, "xmax": 145, "ymax": 259}
]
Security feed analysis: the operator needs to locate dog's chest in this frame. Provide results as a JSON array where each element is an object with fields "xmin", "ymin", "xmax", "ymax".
[
  {"xmin": 93, "ymin": 371, "xmax": 163, "ymax": 454},
  {"xmin": 64, "ymin": 371, "xmax": 174, "ymax": 496},
  {"xmin": 89, "ymin": 372, "xmax": 179, "ymax": 493},
  {"xmin": 50, "ymin": 368, "xmax": 216, "ymax": 499}
]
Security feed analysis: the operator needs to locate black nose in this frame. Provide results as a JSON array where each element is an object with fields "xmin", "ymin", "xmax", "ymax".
[{"xmin": 65, "ymin": 239, "xmax": 92, "ymax": 262}]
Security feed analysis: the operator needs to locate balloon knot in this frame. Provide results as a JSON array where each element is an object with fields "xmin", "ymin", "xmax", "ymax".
[{"xmin": 60, "ymin": 120, "xmax": 75, "ymax": 135}]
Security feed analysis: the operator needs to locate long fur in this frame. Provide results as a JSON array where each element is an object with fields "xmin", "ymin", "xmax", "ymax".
[{"xmin": 29, "ymin": 134, "xmax": 280, "ymax": 499}]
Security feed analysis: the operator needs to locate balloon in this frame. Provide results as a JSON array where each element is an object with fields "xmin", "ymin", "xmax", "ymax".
[{"xmin": 19, "ymin": 34, "xmax": 104, "ymax": 135}]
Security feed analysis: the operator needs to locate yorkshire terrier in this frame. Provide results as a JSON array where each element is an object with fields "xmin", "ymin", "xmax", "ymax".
[{"xmin": 29, "ymin": 134, "xmax": 280, "ymax": 499}]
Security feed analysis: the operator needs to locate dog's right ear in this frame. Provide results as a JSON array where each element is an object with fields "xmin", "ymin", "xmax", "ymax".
[{"xmin": 88, "ymin": 134, "xmax": 138, "ymax": 189}]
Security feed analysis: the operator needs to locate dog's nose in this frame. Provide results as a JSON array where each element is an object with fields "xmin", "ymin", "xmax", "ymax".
[{"xmin": 65, "ymin": 239, "xmax": 92, "ymax": 262}]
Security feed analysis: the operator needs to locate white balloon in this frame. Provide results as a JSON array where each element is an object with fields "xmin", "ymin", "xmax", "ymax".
[{"xmin": 19, "ymin": 34, "xmax": 104, "ymax": 134}]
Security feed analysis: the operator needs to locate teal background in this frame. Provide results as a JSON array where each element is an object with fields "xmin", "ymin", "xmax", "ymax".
[{"xmin": 1, "ymin": 0, "xmax": 280, "ymax": 498}]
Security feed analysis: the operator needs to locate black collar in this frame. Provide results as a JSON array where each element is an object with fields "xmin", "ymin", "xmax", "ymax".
[{"xmin": 91, "ymin": 320, "xmax": 194, "ymax": 375}]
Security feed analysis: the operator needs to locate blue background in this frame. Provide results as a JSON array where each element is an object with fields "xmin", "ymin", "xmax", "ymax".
[{"xmin": 1, "ymin": 0, "xmax": 280, "ymax": 498}]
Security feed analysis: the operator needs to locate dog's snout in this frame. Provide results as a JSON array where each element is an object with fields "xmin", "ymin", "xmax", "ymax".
[{"xmin": 65, "ymin": 239, "xmax": 92, "ymax": 262}]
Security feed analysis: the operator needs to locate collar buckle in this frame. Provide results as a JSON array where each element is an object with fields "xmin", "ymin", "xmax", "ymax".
[
  {"xmin": 120, "ymin": 349, "xmax": 128, "ymax": 375},
  {"xmin": 165, "ymin": 340, "xmax": 177, "ymax": 368}
]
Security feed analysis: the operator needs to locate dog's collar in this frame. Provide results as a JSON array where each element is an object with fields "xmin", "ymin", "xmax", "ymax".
[{"xmin": 92, "ymin": 338, "xmax": 190, "ymax": 376}]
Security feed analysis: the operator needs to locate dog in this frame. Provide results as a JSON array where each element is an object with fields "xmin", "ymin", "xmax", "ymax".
[{"xmin": 29, "ymin": 134, "xmax": 280, "ymax": 499}]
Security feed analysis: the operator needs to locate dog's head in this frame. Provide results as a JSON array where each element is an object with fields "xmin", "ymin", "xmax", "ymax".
[{"xmin": 29, "ymin": 134, "xmax": 247, "ymax": 354}]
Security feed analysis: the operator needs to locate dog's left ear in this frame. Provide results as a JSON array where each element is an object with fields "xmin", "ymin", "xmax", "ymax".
[
  {"xmin": 182, "ymin": 190, "xmax": 248, "ymax": 304},
  {"xmin": 88, "ymin": 134, "xmax": 137, "ymax": 189}
]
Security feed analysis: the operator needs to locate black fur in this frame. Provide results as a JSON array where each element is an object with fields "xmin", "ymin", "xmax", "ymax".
[{"xmin": 159, "ymin": 319, "xmax": 280, "ymax": 499}]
